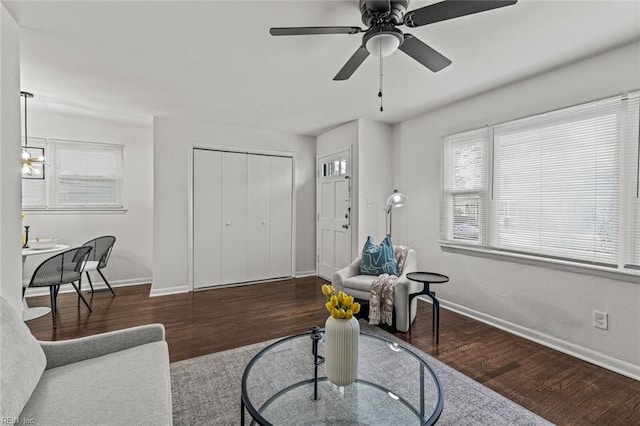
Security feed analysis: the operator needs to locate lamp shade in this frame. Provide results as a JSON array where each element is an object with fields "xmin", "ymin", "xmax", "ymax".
[
  {"xmin": 365, "ymin": 32, "xmax": 401, "ymax": 57},
  {"xmin": 386, "ymin": 189, "xmax": 408, "ymax": 209},
  {"xmin": 363, "ymin": 26, "xmax": 404, "ymax": 58}
]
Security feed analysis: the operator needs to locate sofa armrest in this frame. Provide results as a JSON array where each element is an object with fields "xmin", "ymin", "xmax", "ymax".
[
  {"xmin": 332, "ymin": 257, "xmax": 362, "ymax": 292},
  {"xmin": 39, "ymin": 324, "xmax": 166, "ymax": 369}
]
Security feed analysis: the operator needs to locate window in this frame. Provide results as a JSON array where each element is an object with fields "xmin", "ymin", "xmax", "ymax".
[
  {"xmin": 440, "ymin": 128, "xmax": 490, "ymax": 244},
  {"xmin": 441, "ymin": 91, "xmax": 640, "ymax": 273},
  {"xmin": 22, "ymin": 139, "xmax": 124, "ymax": 210},
  {"xmin": 321, "ymin": 158, "xmax": 348, "ymax": 177}
]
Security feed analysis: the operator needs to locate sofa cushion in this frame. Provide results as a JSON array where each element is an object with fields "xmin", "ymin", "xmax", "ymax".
[
  {"xmin": 0, "ymin": 297, "xmax": 46, "ymax": 420},
  {"xmin": 360, "ymin": 235, "xmax": 398, "ymax": 276},
  {"xmin": 20, "ymin": 341, "xmax": 172, "ymax": 425}
]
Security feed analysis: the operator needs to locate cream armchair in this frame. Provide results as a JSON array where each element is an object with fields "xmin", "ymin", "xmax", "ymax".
[{"xmin": 332, "ymin": 247, "xmax": 420, "ymax": 332}]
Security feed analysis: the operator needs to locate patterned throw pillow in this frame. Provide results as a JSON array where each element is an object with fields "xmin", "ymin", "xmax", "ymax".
[{"xmin": 360, "ymin": 235, "xmax": 399, "ymax": 276}]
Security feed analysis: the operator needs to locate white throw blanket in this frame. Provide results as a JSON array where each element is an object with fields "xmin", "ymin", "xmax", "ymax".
[{"xmin": 368, "ymin": 246, "xmax": 409, "ymax": 327}]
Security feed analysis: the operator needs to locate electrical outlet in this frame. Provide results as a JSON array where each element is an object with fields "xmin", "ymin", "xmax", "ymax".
[{"xmin": 593, "ymin": 311, "xmax": 608, "ymax": 330}]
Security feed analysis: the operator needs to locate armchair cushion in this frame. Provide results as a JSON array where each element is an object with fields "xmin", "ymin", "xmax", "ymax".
[{"xmin": 360, "ymin": 236, "xmax": 398, "ymax": 276}]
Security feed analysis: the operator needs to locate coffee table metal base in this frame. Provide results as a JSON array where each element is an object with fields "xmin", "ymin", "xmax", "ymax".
[{"xmin": 240, "ymin": 328, "xmax": 443, "ymax": 426}]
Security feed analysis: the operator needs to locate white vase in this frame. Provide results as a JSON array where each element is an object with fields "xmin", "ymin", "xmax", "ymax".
[{"xmin": 324, "ymin": 316, "xmax": 359, "ymax": 386}]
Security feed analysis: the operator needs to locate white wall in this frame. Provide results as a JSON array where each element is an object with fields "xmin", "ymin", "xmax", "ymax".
[
  {"xmin": 358, "ymin": 119, "xmax": 392, "ymax": 244},
  {"xmin": 152, "ymin": 117, "xmax": 316, "ymax": 295},
  {"xmin": 22, "ymin": 103, "xmax": 153, "ymax": 294},
  {"xmin": 394, "ymin": 41, "xmax": 640, "ymax": 378},
  {"xmin": 0, "ymin": 3, "xmax": 23, "ymax": 311}
]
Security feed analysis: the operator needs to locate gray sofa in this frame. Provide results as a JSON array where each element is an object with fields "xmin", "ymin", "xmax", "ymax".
[
  {"xmin": 332, "ymin": 247, "xmax": 419, "ymax": 332},
  {"xmin": 0, "ymin": 296, "xmax": 172, "ymax": 425}
]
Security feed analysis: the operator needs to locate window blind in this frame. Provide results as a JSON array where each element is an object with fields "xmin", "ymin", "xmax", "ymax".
[
  {"xmin": 50, "ymin": 140, "xmax": 123, "ymax": 208},
  {"xmin": 492, "ymin": 96, "xmax": 621, "ymax": 265},
  {"xmin": 441, "ymin": 91, "xmax": 640, "ymax": 273},
  {"xmin": 441, "ymin": 128, "xmax": 490, "ymax": 244}
]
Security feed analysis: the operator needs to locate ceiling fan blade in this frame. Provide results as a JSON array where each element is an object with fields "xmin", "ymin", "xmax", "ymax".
[
  {"xmin": 404, "ymin": 0, "xmax": 517, "ymax": 27},
  {"xmin": 398, "ymin": 34, "xmax": 451, "ymax": 72},
  {"xmin": 270, "ymin": 26, "xmax": 362, "ymax": 36},
  {"xmin": 333, "ymin": 46, "xmax": 370, "ymax": 81}
]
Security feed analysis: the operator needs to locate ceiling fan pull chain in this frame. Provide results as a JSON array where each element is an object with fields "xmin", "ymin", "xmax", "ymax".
[{"xmin": 378, "ymin": 45, "xmax": 384, "ymax": 112}]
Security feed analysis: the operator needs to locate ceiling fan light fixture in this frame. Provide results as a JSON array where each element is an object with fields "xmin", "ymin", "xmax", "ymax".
[{"xmin": 364, "ymin": 27, "xmax": 403, "ymax": 57}]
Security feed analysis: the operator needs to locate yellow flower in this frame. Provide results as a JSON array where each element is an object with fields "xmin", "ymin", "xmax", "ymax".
[
  {"xmin": 321, "ymin": 284, "xmax": 333, "ymax": 296},
  {"xmin": 325, "ymin": 301, "xmax": 334, "ymax": 313},
  {"xmin": 330, "ymin": 295, "xmax": 338, "ymax": 307},
  {"xmin": 321, "ymin": 287, "xmax": 358, "ymax": 320}
]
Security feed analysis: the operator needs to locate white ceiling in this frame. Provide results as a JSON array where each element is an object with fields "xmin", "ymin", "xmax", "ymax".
[{"xmin": 4, "ymin": 0, "xmax": 640, "ymax": 136}]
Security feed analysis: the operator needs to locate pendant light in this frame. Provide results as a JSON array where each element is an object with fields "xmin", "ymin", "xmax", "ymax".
[{"xmin": 21, "ymin": 91, "xmax": 45, "ymax": 179}]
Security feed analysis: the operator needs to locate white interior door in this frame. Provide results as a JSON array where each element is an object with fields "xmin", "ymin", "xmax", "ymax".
[
  {"xmin": 317, "ymin": 150, "xmax": 352, "ymax": 280},
  {"xmin": 247, "ymin": 154, "xmax": 271, "ymax": 281},
  {"xmin": 220, "ymin": 151, "xmax": 248, "ymax": 284},
  {"xmin": 193, "ymin": 149, "xmax": 222, "ymax": 289},
  {"xmin": 270, "ymin": 156, "xmax": 293, "ymax": 278}
]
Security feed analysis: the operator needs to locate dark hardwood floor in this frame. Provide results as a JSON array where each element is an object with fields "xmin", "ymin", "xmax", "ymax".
[{"xmin": 26, "ymin": 277, "xmax": 640, "ymax": 425}]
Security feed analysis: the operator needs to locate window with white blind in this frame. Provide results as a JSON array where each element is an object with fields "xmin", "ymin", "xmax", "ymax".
[
  {"xmin": 21, "ymin": 139, "xmax": 124, "ymax": 210},
  {"xmin": 441, "ymin": 91, "xmax": 640, "ymax": 273},
  {"xmin": 440, "ymin": 128, "xmax": 490, "ymax": 244}
]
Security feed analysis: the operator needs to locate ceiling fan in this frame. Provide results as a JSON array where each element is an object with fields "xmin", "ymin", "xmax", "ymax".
[{"xmin": 270, "ymin": 0, "xmax": 517, "ymax": 81}]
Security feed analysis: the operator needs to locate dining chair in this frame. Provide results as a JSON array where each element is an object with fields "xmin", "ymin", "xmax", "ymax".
[
  {"xmin": 79, "ymin": 236, "xmax": 116, "ymax": 296},
  {"xmin": 24, "ymin": 246, "xmax": 93, "ymax": 328}
]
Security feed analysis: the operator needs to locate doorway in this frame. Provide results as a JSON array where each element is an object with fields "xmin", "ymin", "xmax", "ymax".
[{"xmin": 316, "ymin": 150, "xmax": 352, "ymax": 280}]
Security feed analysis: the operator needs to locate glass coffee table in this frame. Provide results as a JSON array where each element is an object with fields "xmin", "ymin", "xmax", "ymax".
[{"xmin": 241, "ymin": 328, "xmax": 443, "ymax": 425}]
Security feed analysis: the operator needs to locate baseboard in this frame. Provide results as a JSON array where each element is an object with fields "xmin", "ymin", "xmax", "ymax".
[
  {"xmin": 295, "ymin": 270, "xmax": 317, "ymax": 278},
  {"xmin": 149, "ymin": 285, "xmax": 190, "ymax": 297},
  {"xmin": 24, "ymin": 278, "xmax": 151, "ymax": 298},
  {"xmin": 419, "ymin": 296, "xmax": 640, "ymax": 381}
]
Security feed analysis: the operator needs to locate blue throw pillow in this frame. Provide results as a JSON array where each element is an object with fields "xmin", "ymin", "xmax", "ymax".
[{"xmin": 360, "ymin": 235, "xmax": 398, "ymax": 276}]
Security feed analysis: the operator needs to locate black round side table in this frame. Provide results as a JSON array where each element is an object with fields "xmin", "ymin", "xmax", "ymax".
[{"xmin": 406, "ymin": 272, "xmax": 449, "ymax": 344}]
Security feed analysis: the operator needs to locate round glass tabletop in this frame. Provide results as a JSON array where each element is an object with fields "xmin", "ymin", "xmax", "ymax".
[{"xmin": 241, "ymin": 331, "xmax": 444, "ymax": 425}]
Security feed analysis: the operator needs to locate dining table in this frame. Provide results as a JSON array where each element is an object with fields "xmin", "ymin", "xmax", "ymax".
[{"xmin": 22, "ymin": 244, "xmax": 70, "ymax": 321}]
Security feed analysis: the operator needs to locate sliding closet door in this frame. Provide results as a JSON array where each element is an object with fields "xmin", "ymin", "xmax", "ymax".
[
  {"xmin": 220, "ymin": 152, "xmax": 248, "ymax": 284},
  {"xmin": 247, "ymin": 155, "xmax": 271, "ymax": 281},
  {"xmin": 193, "ymin": 149, "xmax": 292, "ymax": 289},
  {"xmin": 270, "ymin": 156, "xmax": 293, "ymax": 278},
  {"xmin": 193, "ymin": 149, "xmax": 222, "ymax": 288}
]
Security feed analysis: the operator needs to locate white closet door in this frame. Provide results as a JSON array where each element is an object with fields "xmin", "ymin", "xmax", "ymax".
[
  {"xmin": 193, "ymin": 149, "xmax": 222, "ymax": 288},
  {"xmin": 247, "ymin": 154, "xmax": 271, "ymax": 281},
  {"xmin": 220, "ymin": 152, "xmax": 248, "ymax": 284},
  {"xmin": 270, "ymin": 156, "xmax": 293, "ymax": 278}
]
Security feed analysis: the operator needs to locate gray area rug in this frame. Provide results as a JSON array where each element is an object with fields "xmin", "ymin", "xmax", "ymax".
[{"xmin": 171, "ymin": 321, "xmax": 553, "ymax": 425}]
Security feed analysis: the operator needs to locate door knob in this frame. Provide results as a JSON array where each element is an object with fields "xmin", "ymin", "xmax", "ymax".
[
  {"xmin": 342, "ymin": 224, "xmax": 349, "ymax": 229},
  {"xmin": 225, "ymin": 222, "xmax": 231, "ymax": 226}
]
